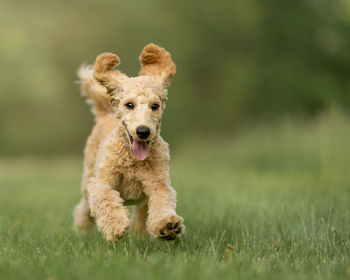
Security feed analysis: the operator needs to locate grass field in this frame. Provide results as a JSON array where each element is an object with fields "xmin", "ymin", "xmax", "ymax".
[{"xmin": 1, "ymin": 111, "xmax": 350, "ymax": 279}]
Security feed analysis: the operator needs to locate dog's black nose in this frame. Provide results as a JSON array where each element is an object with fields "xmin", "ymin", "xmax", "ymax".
[{"xmin": 136, "ymin": 126, "xmax": 151, "ymax": 139}]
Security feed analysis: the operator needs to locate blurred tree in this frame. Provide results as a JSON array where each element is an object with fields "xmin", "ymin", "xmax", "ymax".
[{"xmin": 0, "ymin": 0, "xmax": 349, "ymax": 156}]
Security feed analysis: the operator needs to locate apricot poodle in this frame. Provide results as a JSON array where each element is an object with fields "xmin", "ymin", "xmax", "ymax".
[{"xmin": 73, "ymin": 43, "xmax": 185, "ymax": 242}]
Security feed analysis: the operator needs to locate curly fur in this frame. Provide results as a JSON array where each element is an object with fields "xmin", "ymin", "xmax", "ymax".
[{"xmin": 73, "ymin": 43, "xmax": 184, "ymax": 242}]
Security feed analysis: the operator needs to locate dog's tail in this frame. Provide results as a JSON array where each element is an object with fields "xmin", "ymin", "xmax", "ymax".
[{"xmin": 77, "ymin": 65, "xmax": 114, "ymax": 119}]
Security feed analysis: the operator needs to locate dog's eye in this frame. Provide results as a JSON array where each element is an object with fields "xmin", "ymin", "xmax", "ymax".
[
  {"xmin": 125, "ymin": 102, "xmax": 134, "ymax": 110},
  {"xmin": 151, "ymin": 104, "xmax": 159, "ymax": 111}
]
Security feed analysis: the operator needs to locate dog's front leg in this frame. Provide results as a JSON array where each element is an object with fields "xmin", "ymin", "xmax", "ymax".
[
  {"xmin": 143, "ymin": 182, "xmax": 185, "ymax": 241},
  {"xmin": 87, "ymin": 177, "xmax": 130, "ymax": 242}
]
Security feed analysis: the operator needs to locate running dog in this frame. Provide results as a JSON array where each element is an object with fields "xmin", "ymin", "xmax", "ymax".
[{"xmin": 73, "ymin": 43, "xmax": 185, "ymax": 242}]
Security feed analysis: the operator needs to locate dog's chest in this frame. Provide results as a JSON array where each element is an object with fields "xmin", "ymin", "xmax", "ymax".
[{"xmin": 114, "ymin": 172, "xmax": 146, "ymax": 205}]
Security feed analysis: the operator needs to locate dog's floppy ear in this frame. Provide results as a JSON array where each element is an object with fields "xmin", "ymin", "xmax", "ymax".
[
  {"xmin": 94, "ymin": 53, "xmax": 123, "ymax": 95},
  {"xmin": 139, "ymin": 43, "xmax": 176, "ymax": 87}
]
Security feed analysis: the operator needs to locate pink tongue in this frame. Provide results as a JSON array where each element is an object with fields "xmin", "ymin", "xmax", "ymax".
[{"xmin": 132, "ymin": 140, "xmax": 149, "ymax": 160}]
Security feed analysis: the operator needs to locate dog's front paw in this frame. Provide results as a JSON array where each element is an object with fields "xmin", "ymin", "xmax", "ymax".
[
  {"xmin": 148, "ymin": 215, "xmax": 185, "ymax": 241},
  {"xmin": 96, "ymin": 210, "xmax": 130, "ymax": 242}
]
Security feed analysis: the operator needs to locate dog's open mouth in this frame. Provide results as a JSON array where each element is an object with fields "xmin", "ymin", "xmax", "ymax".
[{"xmin": 128, "ymin": 134, "xmax": 150, "ymax": 161}]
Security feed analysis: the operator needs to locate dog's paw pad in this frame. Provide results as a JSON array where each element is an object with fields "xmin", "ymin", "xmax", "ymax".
[{"xmin": 156, "ymin": 216, "xmax": 184, "ymax": 241}]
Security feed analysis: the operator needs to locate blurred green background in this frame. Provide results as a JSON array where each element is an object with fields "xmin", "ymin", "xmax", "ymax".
[
  {"xmin": 0, "ymin": 0, "xmax": 350, "ymax": 156},
  {"xmin": 2, "ymin": 1, "xmax": 350, "ymax": 278}
]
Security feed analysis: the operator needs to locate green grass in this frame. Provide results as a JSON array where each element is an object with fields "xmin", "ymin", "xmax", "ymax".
[{"xmin": 1, "ymin": 111, "xmax": 350, "ymax": 279}]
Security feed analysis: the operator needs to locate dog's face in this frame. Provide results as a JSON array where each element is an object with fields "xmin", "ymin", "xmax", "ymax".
[
  {"xmin": 114, "ymin": 77, "xmax": 166, "ymax": 160},
  {"xmin": 94, "ymin": 44, "xmax": 176, "ymax": 160}
]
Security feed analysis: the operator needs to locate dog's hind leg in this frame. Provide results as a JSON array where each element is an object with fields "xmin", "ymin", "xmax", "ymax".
[
  {"xmin": 73, "ymin": 195, "xmax": 93, "ymax": 231},
  {"xmin": 73, "ymin": 165, "xmax": 94, "ymax": 231},
  {"xmin": 132, "ymin": 203, "xmax": 148, "ymax": 235}
]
